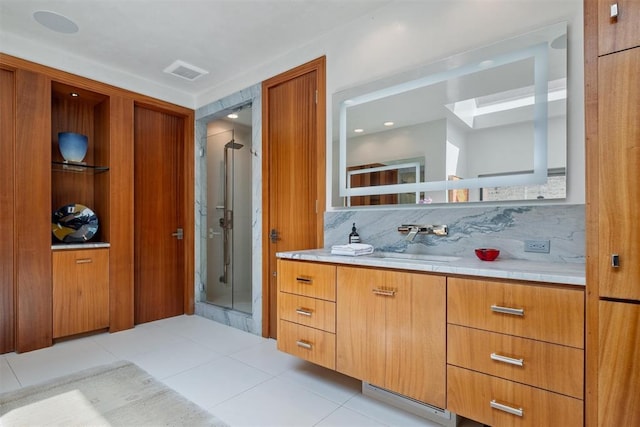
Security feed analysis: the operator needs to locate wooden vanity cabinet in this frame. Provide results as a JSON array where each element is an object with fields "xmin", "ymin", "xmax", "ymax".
[
  {"xmin": 53, "ymin": 248, "xmax": 109, "ymax": 338},
  {"xmin": 597, "ymin": 0, "xmax": 640, "ymax": 55},
  {"xmin": 336, "ymin": 266, "xmax": 446, "ymax": 407},
  {"xmin": 446, "ymin": 277, "xmax": 584, "ymax": 426},
  {"xmin": 277, "ymin": 259, "xmax": 337, "ymax": 369}
]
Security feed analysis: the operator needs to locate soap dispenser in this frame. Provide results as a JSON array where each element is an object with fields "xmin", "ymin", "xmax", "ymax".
[{"xmin": 349, "ymin": 223, "xmax": 361, "ymax": 244}]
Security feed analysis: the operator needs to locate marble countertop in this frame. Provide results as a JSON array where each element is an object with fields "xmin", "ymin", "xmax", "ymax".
[{"xmin": 277, "ymin": 249, "xmax": 585, "ymax": 286}]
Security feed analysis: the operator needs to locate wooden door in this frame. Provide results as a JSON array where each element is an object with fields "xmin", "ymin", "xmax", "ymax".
[
  {"xmin": 262, "ymin": 57, "xmax": 326, "ymax": 338},
  {"xmin": 134, "ymin": 106, "xmax": 185, "ymax": 323},
  {"xmin": 0, "ymin": 67, "xmax": 15, "ymax": 353},
  {"xmin": 336, "ymin": 266, "xmax": 386, "ymax": 385},
  {"xmin": 598, "ymin": 48, "xmax": 640, "ymax": 300},
  {"xmin": 598, "ymin": 0, "xmax": 640, "ymax": 55},
  {"xmin": 598, "ymin": 300, "xmax": 640, "ymax": 426}
]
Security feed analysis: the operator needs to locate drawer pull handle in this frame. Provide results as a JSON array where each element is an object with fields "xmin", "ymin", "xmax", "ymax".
[
  {"xmin": 372, "ymin": 288, "xmax": 396, "ymax": 297},
  {"xmin": 490, "ymin": 400, "xmax": 523, "ymax": 417},
  {"xmin": 296, "ymin": 340, "xmax": 313, "ymax": 349},
  {"xmin": 295, "ymin": 308, "xmax": 313, "ymax": 316},
  {"xmin": 491, "ymin": 304, "xmax": 524, "ymax": 316},
  {"xmin": 296, "ymin": 277, "xmax": 313, "ymax": 284},
  {"xmin": 490, "ymin": 353, "xmax": 524, "ymax": 367},
  {"xmin": 75, "ymin": 258, "xmax": 93, "ymax": 264}
]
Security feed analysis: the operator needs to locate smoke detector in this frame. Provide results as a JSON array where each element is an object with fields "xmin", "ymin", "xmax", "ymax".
[{"xmin": 163, "ymin": 60, "xmax": 209, "ymax": 81}]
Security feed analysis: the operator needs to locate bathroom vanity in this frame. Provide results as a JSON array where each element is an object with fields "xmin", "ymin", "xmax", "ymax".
[{"xmin": 276, "ymin": 251, "xmax": 584, "ymax": 426}]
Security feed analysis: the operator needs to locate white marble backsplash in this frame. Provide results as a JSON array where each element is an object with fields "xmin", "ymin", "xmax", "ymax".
[{"xmin": 324, "ymin": 204, "xmax": 585, "ymax": 264}]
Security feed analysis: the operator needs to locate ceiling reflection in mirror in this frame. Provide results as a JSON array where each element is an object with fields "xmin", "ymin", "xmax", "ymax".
[{"xmin": 334, "ymin": 22, "xmax": 567, "ymax": 207}]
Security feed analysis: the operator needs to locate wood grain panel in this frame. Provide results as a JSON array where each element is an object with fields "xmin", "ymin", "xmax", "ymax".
[
  {"xmin": 52, "ymin": 249, "xmax": 109, "ymax": 338},
  {"xmin": 447, "ymin": 324, "xmax": 584, "ymax": 398},
  {"xmin": 447, "ymin": 366, "xmax": 583, "ymax": 427},
  {"xmin": 0, "ymin": 67, "xmax": 15, "ymax": 354},
  {"xmin": 107, "ymin": 95, "xmax": 135, "ymax": 331},
  {"xmin": 385, "ymin": 270, "xmax": 446, "ymax": 407},
  {"xmin": 278, "ymin": 260, "xmax": 336, "ymax": 301},
  {"xmin": 447, "ymin": 277, "xmax": 584, "ymax": 348},
  {"xmin": 598, "ymin": 0, "xmax": 640, "ymax": 55},
  {"xmin": 278, "ymin": 293, "xmax": 336, "ymax": 333},
  {"xmin": 277, "ymin": 320, "xmax": 335, "ymax": 370},
  {"xmin": 14, "ymin": 69, "xmax": 52, "ymax": 352},
  {"xmin": 336, "ymin": 266, "xmax": 387, "ymax": 386},
  {"xmin": 597, "ymin": 48, "xmax": 640, "ymax": 300},
  {"xmin": 598, "ymin": 300, "xmax": 640, "ymax": 426}
]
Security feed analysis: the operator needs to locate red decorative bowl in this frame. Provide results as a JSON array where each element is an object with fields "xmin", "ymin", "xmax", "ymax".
[{"xmin": 475, "ymin": 248, "xmax": 500, "ymax": 261}]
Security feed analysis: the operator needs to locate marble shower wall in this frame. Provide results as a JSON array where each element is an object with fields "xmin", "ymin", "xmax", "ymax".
[
  {"xmin": 194, "ymin": 84, "xmax": 263, "ymax": 335},
  {"xmin": 325, "ymin": 204, "xmax": 585, "ymax": 264}
]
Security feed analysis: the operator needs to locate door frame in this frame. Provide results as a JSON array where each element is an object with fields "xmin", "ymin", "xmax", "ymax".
[{"xmin": 261, "ymin": 57, "xmax": 326, "ymax": 337}]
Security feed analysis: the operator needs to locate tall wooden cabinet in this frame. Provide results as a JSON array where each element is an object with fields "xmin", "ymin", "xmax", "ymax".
[
  {"xmin": 585, "ymin": 0, "xmax": 640, "ymax": 425},
  {"xmin": 0, "ymin": 53, "xmax": 194, "ymax": 353}
]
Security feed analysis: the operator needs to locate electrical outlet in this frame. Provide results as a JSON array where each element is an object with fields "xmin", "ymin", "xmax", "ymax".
[{"xmin": 524, "ymin": 239, "xmax": 550, "ymax": 253}]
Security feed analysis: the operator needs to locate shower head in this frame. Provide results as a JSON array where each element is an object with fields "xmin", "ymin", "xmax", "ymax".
[{"xmin": 225, "ymin": 139, "xmax": 243, "ymax": 150}]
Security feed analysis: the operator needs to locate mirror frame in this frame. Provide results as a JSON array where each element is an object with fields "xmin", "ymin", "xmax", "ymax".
[{"xmin": 336, "ymin": 22, "xmax": 566, "ymax": 203}]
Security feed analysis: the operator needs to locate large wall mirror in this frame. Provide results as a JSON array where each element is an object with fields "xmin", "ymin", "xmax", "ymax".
[{"xmin": 333, "ymin": 22, "xmax": 567, "ymax": 207}]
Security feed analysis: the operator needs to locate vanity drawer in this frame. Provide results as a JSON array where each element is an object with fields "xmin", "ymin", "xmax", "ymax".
[
  {"xmin": 447, "ymin": 366, "xmax": 583, "ymax": 427},
  {"xmin": 279, "ymin": 293, "xmax": 336, "ymax": 333},
  {"xmin": 278, "ymin": 259, "xmax": 336, "ymax": 301},
  {"xmin": 447, "ymin": 277, "xmax": 584, "ymax": 348},
  {"xmin": 447, "ymin": 324, "xmax": 583, "ymax": 398},
  {"xmin": 277, "ymin": 320, "xmax": 335, "ymax": 369}
]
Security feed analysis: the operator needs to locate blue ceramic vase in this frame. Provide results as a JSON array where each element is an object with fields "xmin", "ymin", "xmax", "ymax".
[{"xmin": 58, "ymin": 132, "xmax": 88, "ymax": 162}]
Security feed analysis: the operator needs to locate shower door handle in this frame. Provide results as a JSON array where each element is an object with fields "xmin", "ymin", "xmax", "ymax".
[{"xmin": 270, "ymin": 228, "xmax": 280, "ymax": 243}]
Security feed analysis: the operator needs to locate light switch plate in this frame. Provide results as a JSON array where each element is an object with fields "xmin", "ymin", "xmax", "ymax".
[{"xmin": 525, "ymin": 239, "xmax": 550, "ymax": 253}]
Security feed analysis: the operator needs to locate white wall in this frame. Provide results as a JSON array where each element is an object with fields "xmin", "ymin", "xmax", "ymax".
[{"xmin": 197, "ymin": 0, "xmax": 584, "ymax": 206}]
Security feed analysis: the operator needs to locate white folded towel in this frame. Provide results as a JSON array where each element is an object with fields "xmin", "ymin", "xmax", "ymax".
[{"xmin": 330, "ymin": 243, "xmax": 374, "ymax": 256}]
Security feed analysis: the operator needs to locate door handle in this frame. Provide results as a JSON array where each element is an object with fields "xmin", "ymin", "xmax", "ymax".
[
  {"xmin": 270, "ymin": 228, "xmax": 279, "ymax": 243},
  {"xmin": 172, "ymin": 228, "xmax": 184, "ymax": 240}
]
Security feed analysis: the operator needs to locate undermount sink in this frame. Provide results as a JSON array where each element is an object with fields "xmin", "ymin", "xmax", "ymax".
[{"xmin": 369, "ymin": 252, "xmax": 461, "ymax": 263}]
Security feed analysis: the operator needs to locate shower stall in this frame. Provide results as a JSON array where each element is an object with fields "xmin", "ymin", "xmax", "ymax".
[{"xmin": 204, "ymin": 114, "xmax": 252, "ymax": 313}]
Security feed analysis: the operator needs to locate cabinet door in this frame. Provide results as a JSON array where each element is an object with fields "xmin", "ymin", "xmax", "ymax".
[
  {"xmin": 598, "ymin": 48, "xmax": 640, "ymax": 300},
  {"xmin": 598, "ymin": 301, "xmax": 640, "ymax": 426},
  {"xmin": 53, "ymin": 249, "xmax": 109, "ymax": 338},
  {"xmin": 336, "ymin": 266, "xmax": 446, "ymax": 407},
  {"xmin": 336, "ymin": 267, "xmax": 386, "ymax": 386},
  {"xmin": 598, "ymin": 0, "xmax": 640, "ymax": 55},
  {"xmin": 385, "ymin": 270, "xmax": 445, "ymax": 407}
]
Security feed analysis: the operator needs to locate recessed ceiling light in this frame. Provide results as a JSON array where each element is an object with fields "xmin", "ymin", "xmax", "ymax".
[
  {"xmin": 70, "ymin": 92, "xmax": 79, "ymax": 97},
  {"xmin": 227, "ymin": 113, "xmax": 238, "ymax": 119},
  {"xmin": 384, "ymin": 121, "xmax": 394, "ymax": 126},
  {"xmin": 33, "ymin": 11, "xmax": 79, "ymax": 34},
  {"xmin": 354, "ymin": 128, "xmax": 364, "ymax": 133}
]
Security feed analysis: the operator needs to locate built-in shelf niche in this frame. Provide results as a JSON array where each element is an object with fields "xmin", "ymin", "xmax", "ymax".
[{"xmin": 51, "ymin": 81, "xmax": 110, "ymax": 245}]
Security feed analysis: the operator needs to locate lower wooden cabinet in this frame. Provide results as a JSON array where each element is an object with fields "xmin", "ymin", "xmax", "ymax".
[
  {"xmin": 447, "ymin": 366, "xmax": 583, "ymax": 426},
  {"xmin": 336, "ymin": 266, "xmax": 446, "ymax": 408},
  {"xmin": 52, "ymin": 248, "xmax": 109, "ymax": 338},
  {"xmin": 598, "ymin": 300, "xmax": 640, "ymax": 426}
]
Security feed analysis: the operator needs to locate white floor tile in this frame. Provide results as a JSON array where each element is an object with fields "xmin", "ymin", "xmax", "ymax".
[
  {"xmin": 228, "ymin": 339, "xmax": 301, "ymax": 376},
  {"xmin": 316, "ymin": 406, "xmax": 388, "ymax": 427},
  {"xmin": 126, "ymin": 337, "xmax": 222, "ymax": 379},
  {"xmin": 0, "ymin": 356, "xmax": 20, "ymax": 393},
  {"xmin": 161, "ymin": 356, "xmax": 271, "ymax": 409},
  {"xmin": 4, "ymin": 337, "xmax": 117, "ymax": 387},
  {"xmin": 189, "ymin": 323, "xmax": 266, "ymax": 355},
  {"xmin": 280, "ymin": 360, "xmax": 361, "ymax": 404},
  {"xmin": 91, "ymin": 322, "xmax": 184, "ymax": 358},
  {"xmin": 211, "ymin": 376, "xmax": 340, "ymax": 427}
]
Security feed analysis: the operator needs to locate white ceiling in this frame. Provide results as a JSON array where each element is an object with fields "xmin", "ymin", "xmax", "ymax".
[{"xmin": 0, "ymin": 0, "xmax": 391, "ymax": 108}]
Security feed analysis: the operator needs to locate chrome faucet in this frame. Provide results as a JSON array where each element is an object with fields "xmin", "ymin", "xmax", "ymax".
[{"xmin": 398, "ymin": 224, "xmax": 448, "ymax": 241}]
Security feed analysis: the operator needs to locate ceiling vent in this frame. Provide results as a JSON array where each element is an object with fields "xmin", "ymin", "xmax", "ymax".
[{"xmin": 163, "ymin": 60, "xmax": 209, "ymax": 81}]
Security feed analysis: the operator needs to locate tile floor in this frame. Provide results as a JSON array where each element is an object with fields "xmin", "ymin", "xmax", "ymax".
[{"xmin": 1, "ymin": 315, "xmax": 482, "ymax": 427}]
